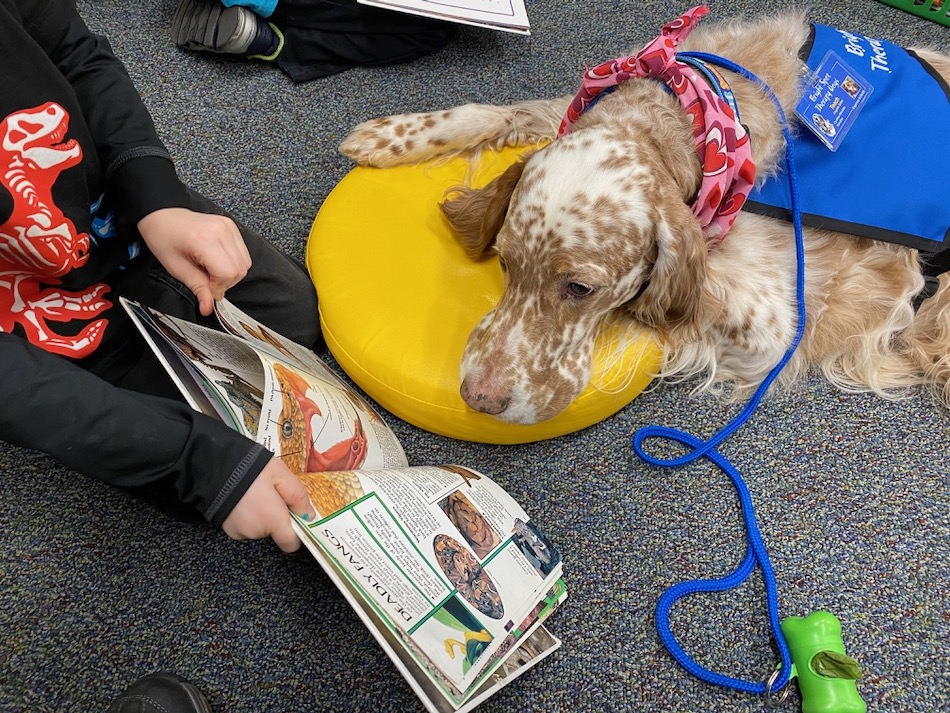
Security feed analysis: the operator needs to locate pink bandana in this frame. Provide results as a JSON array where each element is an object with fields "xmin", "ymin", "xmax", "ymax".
[{"xmin": 558, "ymin": 5, "xmax": 755, "ymax": 241}]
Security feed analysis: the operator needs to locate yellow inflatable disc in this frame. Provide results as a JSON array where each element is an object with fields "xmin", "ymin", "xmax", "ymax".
[{"xmin": 307, "ymin": 146, "xmax": 662, "ymax": 444}]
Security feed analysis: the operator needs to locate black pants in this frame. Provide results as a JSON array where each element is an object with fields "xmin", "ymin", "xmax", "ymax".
[
  {"xmin": 107, "ymin": 190, "xmax": 320, "ymax": 520},
  {"xmin": 116, "ymin": 189, "xmax": 321, "ymax": 401},
  {"xmin": 270, "ymin": 0, "xmax": 458, "ymax": 82}
]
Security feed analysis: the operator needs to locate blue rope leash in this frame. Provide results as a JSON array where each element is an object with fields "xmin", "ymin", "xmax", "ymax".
[{"xmin": 632, "ymin": 51, "xmax": 805, "ymax": 696}]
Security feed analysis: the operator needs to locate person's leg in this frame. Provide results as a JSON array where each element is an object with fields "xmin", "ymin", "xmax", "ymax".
[
  {"xmin": 111, "ymin": 191, "xmax": 319, "ymax": 520},
  {"xmin": 270, "ymin": 0, "xmax": 457, "ymax": 82},
  {"xmin": 172, "ymin": 0, "xmax": 457, "ymax": 82},
  {"xmin": 150, "ymin": 189, "xmax": 321, "ymax": 348},
  {"xmin": 115, "ymin": 189, "xmax": 321, "ymax": 397}
]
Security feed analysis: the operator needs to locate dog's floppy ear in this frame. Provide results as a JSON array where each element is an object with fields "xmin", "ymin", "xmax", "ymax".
[
  {"xmin": 626, "ymin": 198, "xmax": 708, "ymax": 337},
  {"xmin": 440, "ymin": 159, "xmax": 528, "ymax": 260}
]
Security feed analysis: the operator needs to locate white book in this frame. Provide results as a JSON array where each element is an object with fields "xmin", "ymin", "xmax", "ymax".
[{"xmin": 359, "ymin": 0, "xmax": 530, "ymax": 35}]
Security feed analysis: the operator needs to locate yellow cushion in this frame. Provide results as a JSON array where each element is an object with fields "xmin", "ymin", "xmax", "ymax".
[{"xmin": 306, "ymin": 146, "xmax": 661, "ymax": 444}]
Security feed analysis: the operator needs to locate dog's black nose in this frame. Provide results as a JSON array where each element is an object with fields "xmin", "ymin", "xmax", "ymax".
[{"xmin": 460, "ymin": 379, "xmax": 511, "ymax": 415}]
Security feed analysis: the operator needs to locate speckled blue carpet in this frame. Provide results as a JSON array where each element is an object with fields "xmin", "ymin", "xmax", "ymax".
[{"xmin": 1, "ymin": 1, "xmax": 947, "ymax": 711}]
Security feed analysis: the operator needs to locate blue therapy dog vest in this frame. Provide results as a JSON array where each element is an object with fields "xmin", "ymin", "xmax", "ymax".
[{"xmin": 744, "ymin": 23, "xmax": 950, "ymax": 251}]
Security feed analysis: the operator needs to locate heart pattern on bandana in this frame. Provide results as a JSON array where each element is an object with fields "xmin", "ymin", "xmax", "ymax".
[
  {"xmin": 703, "ymin": 127, "xmax": 729, "ymax": 176},
  {"xmin": 558, "ymin": 5, "xmax": 756, "ymax": 242}
]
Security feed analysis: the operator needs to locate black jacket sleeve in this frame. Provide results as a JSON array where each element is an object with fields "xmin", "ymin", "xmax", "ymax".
[
  {"xmin": 22, "ymin": 0, "xmax": 191, "ymax": 235},
  {"xmin": 0, "ymin": 1, "xmax": 270, "ymax": 527},
  {"xmin": 0, "ymin": 334, "xmax": 269, "ymax": 528}
]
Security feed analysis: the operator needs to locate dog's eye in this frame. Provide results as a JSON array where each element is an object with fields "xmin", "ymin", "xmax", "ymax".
[
  {"xmin": 565, "ymin": 282, "xmax": 595, "ymax": 299},
  {"xmin": 497, "ymin": 256, "xmax": 508, "ymax": 272}
]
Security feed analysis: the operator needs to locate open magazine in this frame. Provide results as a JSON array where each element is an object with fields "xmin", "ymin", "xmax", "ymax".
[
  {"xmin": 120, "ymin": 297, "xmax": 565, "ymax": 713},
  {"xmin": 358, "ymin": 0, "xmax": 530, "ymax": 35}
]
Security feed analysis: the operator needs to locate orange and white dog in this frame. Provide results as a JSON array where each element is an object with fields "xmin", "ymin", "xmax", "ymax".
[{"xmin": 340, "ymin": 8, "xmax": 950, "ymax": 424}]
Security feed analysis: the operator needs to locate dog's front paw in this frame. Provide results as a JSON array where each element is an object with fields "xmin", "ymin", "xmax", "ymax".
[{"xmin": 339, "ymin": 113, "xmax": 440, "ymax": 167}]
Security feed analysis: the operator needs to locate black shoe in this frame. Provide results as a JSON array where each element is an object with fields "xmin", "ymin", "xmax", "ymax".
[
  {"xmin": 106, "ymin": 673, "xmax": 213, "ymax": 713},
  {"xmin": 172, "ymin": 0, "xmax": 279, "ymax": 57}
]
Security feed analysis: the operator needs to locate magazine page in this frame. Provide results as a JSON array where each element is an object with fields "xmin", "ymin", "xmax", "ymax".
[
  {"xmin": 122, "ymin": 299, "xmax": 408, "ymax": 472},
  {"xmin": 214, "ymin": 299, "xmax": 336, "ymax": 378},
  {"xmin": 356, "ymin": 0, "xmax": 530, "ymax": 34},
  {"xmin": 292, "ymin": 465, "xmax": 563, "ymax": 707},
  {"xmin": 450, "ymin": 578, "xmax": 566, "ymax": 712},
  {"xmin": 121, "ymin": 297, "xmax": 261, "ymax": 437},
  {"xmin": 214, "ymin": 299, "xmax": 407, "ymax": 470},
  {"xmin": 255, "ymin": 358, "xmax": 407, "ymax": 474},
  {"xmin": 293, "ymin": 518, "xmax": 563, "ymax": 713}
]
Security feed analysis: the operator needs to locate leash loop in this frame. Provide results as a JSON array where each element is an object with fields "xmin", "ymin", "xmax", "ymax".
[{"xmin": 632, "ymin": 51, "xmax": 806, "ymax": 698}]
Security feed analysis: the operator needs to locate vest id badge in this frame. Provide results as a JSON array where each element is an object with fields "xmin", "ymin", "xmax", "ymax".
[{"xmin": 795, "ymin": 50, "xmax": 873, "ymax": 151}]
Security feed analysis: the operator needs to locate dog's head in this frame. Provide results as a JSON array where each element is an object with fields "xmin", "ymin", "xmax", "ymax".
[{"xmin": 443, "ymin": 125, "xmax": 708, "ymax": 424}]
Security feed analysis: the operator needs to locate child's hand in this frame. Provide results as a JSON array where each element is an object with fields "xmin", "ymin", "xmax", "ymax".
[
  {"xmin": 138, "ymin": 207, "xmax": 252, "ymax": 316},
  {"xmin": 222, "ymin": 458, "xmax": 318, "ymax": 552}
]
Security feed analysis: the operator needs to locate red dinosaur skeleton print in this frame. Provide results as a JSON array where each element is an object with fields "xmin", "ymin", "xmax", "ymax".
[{"xmin": 0, "ymin": 102, "xmax": 111, "ymax": 358}]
